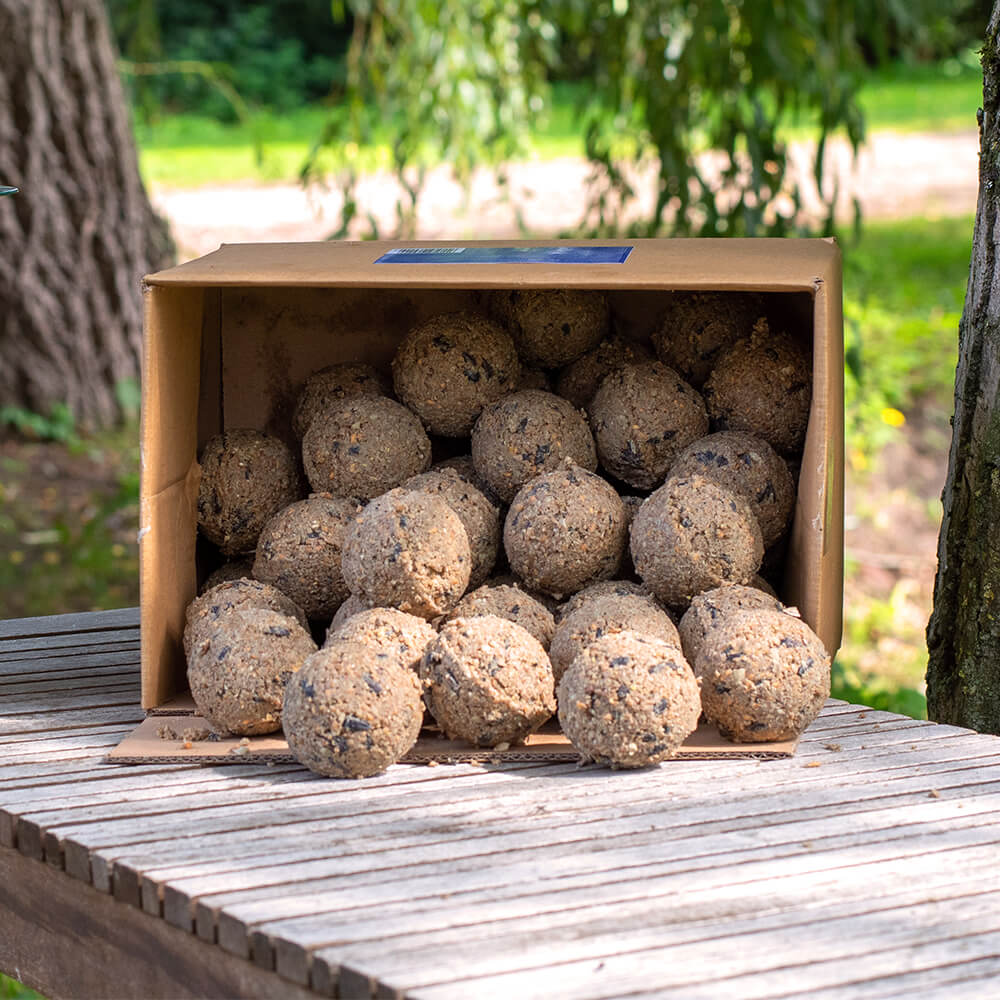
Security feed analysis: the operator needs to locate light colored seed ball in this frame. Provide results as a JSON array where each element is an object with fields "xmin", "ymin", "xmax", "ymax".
[
  {"xmin": 187, "ymin": 608, "xmax": 317, "ymax": 736},
  {"xmin": 420, "ymin": 616, "xmax": 556, "ymax": 747},
  {"xmin": 402, "ymin": 468, "xmax": 500, "ymax": 589},
  {"xmin": 392, "ymin": 311, "xmax": 520, "ymax": 437},
  {"xmin": 483, "ymin": 573, "xmax": 561, "ymax": 614},
  {"xmin": 555, "ymin": 335, "xmax": 655, "ymax": 412},
  {"xmin": 489, "ymin": 289, "xmax": 610, "ymax": 367},
  {"xmin": 291, "ymin": 363, "xmax": 391, "ymax": 438},
  {"xmin": 504, "ymin": 464, "xmax": 628, "ymax": 599},
  {"xmin": 472, "ymin": 390, "xmax": 598, "ymax": 504},
  {"xmin": 677, "ymin": 584, "xmax": 785, "ymax": 666},
  {"xmin": 590, "ymin": 363, "xmax": 709, "ymax": 490},
  {"xmin": 200, "ymin": 559, "xmax": 254, "ymax": 594},
  {"xmin": 252, "ymin": 495, "xmax": 361, "ymax": 620},
  {"xmin": 556, "ymin": 579, "xmax": 659, "ymax": 625},
  {"xmin": 326, "ymin": 607, "xmax": 436, "ymax": 673},
  {"xmin": 443, "ymin": 583, "xmax": 556, "ymax": 650},
  {"xmin": 328, "ymin": 592, "xmax": 373, "ymax": 633},
  {"xmin": 549, "ymin": 594, "xmax": 681, "ymax": 683},
  {"xmin": 301, "ymin": 395, "xmax": 431, "ymax": 500},
  {"xmin": 184, "ymin": 578, "xmax": 308, "ymax": 662},
  {"xmin": 558, "ymin": 631, "xmax": 701, "ymax": 768},
  {"xmin": 630, "ymin": 475, "xmax": 764, "ymax": 608},
  {"xmin": 342, "ymin": 490, "xmax": 471, "ymax": 620},
  {"xmin": 284, "ymin": 640, "xmax": 423, "ymax": 778},
  {"xmin": 703, "ymin": 318, "xmax": 812, "ymax": 456},
  {"xmin": 696, "ymin": 609, "xmax": 831, "ymax": 742},
  {"xmin": 197, "ymin": 429, "xmax": 301, "ymax": 556},
  {"xmin": 669, "ymin": 431, "xmax": 796, "ymax": 548},
  {"xmin": 651, "ymin": 291, "xmax": 761, "ymax": 388}
]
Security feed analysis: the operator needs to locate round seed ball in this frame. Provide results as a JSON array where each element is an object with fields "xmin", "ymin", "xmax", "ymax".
[
  {"xmin": 677, "ymin": 584, "xmax": 785, "ymax": 666},
  {"xmin": 696, "ymin": 609, "xmax": 831, "ymax": 742},
  {"xmin": 326, "ymin": 607, "xmax": 436, "ymax": 673},
  {"xmin": 443, "ymin": 583, "xmax": 556, "ymax": 650},
  {"xmin": 187, "ymin": 608, "xmax": 317, "ymax": 736},
  {"xmin": 504, "ymin": 464, "xmax": 628, "ymax": 599},
  {"xmin": 558, "ymin": 632, "xmax": 701, "ymax": 768},
  {"xmin": 197, "ymin": 429, "xmax": 301, "ymax": 556},
  {"xmin": 489, "ymin": 289, "xmax": 610, "ymax": 367},
  {"xmin": 392, "ymin": 311, "xmax": 520, "ymax": 437},
  {"xmin": 328, "ymin": 593, "xmax": 373, "ymax": 632},
  {"xmin": 472, "ymin": 390, "xmax": 598, "ymax": 504},
  {"xmin": 402, "ymin": 468, "xmax": 500, "ymax": 589},
  {"xmin": 549, "ymin": 594, "xmax": 681, "ymax": 683},
  {"xmin": 200, "ymin": 558, "xmax": 254, "ymax": 594},
  {"xmin": 556, "ymin": 579, "xmax": 659, "ymax": 625},
  {"xmin": 291, "ymin": 362, "xmax": 390, "ymax": 438},
  {"xmin": 555, "ymin": 335, "xmax": 655, "ymax": 412},
  {"xmin": 284, "ymin": 640, "xmax": 423, "ymax": 778},
  {"xmin": 184, "ymin": 578, "xmax": 308, "ymax": 662},
  {"xmin": 703, "ymin": 318, "xmax": 812, "ymax": 455},
  {"xmin": 652, "ymin": 291, "xmax": 761, "ymax": 388},
  {"xmin": 630, "ymin": 475, "xmax": 764, "ymax": 608},
  {"xmin": 590, "ymin": 363, "xmax": 709, "ymax": 490},
  {"xmin": 252, "ymin": 495, "xmax": 361, "ymax": 620},
  {"xmin": 302, "ymin": 395, "xmax": 431, "ymax": 500},
  {"xmin": 342, "ymin": 490, "xmax": 471, "ymax": 620},
  {"xmin": 669, "ymin": 431, "xmax": 795, "ymax": 548},
  {"xmin": 420, "ymin": 616, "xmax": 556, "ymax": 747}
]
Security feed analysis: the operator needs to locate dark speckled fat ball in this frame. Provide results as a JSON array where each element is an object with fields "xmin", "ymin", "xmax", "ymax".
[
  {"xmin": 630, "ymin": 475, "xmax": 764, "ymax": 609},
  {"xmin": 489, "ymin": 289, "xmax": 610, "ymax": 368},
  {"xmin": 590, "ymin": 362, "xmax": 709, "ymax": 491},
  {"xmin": 442, "ymin": 582, "xmax": 556, "ymax": 650},
  {"xmin": 326, "ymin": 607, "xmax": 437, "ymax": 674},
  {"xmin": 703, "ymin": 318, "xmax": 812, "ymax": 456},
  {"xmin": 558, "ymin": 631, "xmax": 701, "ymax": 768},
  {"xmin": 252, "ymin": 494, "xmax": 361, "ymax": 620},
  {"xmin": 291, "ymin": 362, "xmax": 391, "ymax": 438},
  {"xmin": 392, "ymin": 311, "xmax": 520, "ymax": 437},
  {"xmin": 197, "ymin": 429, "xmax": 301, "ymax": 556},
  {"xmin": 669, "ymin": 431, "xmax": 796, "ymax": 548},
  {"xmin": 471, "ymin": 390, "xmax": 598, "ymax": 504},
  {"xmin": 504, "ymin": 463, "xmax": 627, "ymax": 599},
  {"xmin": 651, "ymin": 291, "xmax": 762, "ymax": 388},
  {"xmin": 555, "ymin": 335, "xmax": 655, "ymax": 413},
  {"xmin": 677, "ymin": 583, "xmax": 785, "ymax": 666},
  {"xmin": 284, "ymin": 640, "xmax": 423, "ymax": 778},
  {"xmin": 301, "ymin": 395, "xmax": 431, "ymax": 500}
]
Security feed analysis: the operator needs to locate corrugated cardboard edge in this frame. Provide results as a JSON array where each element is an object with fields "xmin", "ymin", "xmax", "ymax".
[{"xmin": 107, "ymin": 712, "xmax": 798, "ymax": 766}]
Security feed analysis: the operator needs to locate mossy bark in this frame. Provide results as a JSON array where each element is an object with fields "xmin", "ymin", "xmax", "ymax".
[
  {"xmin": 0, "ymin": 0, "xmax": 174, "ymax": 430},
  {"xmin": 926, "ymin": 1, "xmax": 1000, "ymax": 732}
]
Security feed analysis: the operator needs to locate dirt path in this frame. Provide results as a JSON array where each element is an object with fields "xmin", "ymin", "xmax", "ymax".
[{"xmin": 152, "ymin": 130, "xmax": 979, "ymax": 262}]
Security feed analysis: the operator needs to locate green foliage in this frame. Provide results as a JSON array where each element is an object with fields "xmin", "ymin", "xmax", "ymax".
[
  {"xmin": 0, "ymin": 973, "xmax": 44, "ymax": 999},
  {"xmin": 0, "ymin": 402, "xmax": 79, "ymax": 447}
]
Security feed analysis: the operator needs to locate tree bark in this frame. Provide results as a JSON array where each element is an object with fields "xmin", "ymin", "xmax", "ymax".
[
  {"xmin": 0, "ymin": 0, "xmax": 174, "ymax": 430},
  {"xmin": 926, "ymin": 1, "xmax": 1000, "ymax": 732}
]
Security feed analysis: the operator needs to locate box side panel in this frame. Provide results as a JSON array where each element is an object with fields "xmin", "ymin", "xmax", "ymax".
[
  {"xmin": 783, "ymin": 270, "xmax": 844, "ymax": 657},
  {"xmin": 140, "ymin": 285, "xmax": 205, "ymax": 709}
]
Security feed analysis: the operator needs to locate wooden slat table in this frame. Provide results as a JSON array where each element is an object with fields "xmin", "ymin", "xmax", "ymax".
[{"xmin": 3, "ymin": 609, "xmax": 1000, "ymax": 1000}]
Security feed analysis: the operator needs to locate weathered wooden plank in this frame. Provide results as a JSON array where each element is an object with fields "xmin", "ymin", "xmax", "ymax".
[
  {"xmin": 0, "ymin": 606, "xmax": 139, "ymax": 639},
  {"xmin": 0, "ymin": 844, "xmax": 317, "ymax": 1000},
  {"xmin": 0, "ymin": 705, "xmax": 144, "ymax": 736},
  {"xmin": 265, "ymin": 820, "xmax": 1000, "ymax": 987},
  {"xmin": 0, "ymin": 635, "xmax": 139, "ymax": 661},
  {"xmin": 352, "ymin": 874, "xmax": 1000, "ymax": 1000},
  {"xmin": 0, "ymin": 672, "xmax": 139, "ymax": 697},
  {"xmin": 0, "ymin": 685, "xmax": 140, "ymax": 713}
]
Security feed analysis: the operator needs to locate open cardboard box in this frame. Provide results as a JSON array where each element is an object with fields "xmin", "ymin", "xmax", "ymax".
[{"xmin": 114, "ymin": 239, "xmax": 844, "ymax": 766}]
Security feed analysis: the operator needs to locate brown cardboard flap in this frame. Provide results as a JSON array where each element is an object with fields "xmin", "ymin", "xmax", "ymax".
[
  {"xmin": 145, "ymin": 239, "xmax": 841, "ymax": 292},
  {"xmin": 109, "ymin": 712, "xmax": 798, "ymax": 766}
]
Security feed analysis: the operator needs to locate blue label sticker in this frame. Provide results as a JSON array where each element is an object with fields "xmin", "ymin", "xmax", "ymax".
[{"xmin": 375, "ymin": 246, "xmax": 633, "ymax": 264}]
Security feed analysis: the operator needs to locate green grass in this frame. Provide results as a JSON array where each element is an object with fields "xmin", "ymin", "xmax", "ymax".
[
  {"xmin": 0, "ymin": 974, "xmax": 43, "ymax": 999},
  {"xmin": 136, "ymin": 57, "xmax": 983, "ymax": 188}
]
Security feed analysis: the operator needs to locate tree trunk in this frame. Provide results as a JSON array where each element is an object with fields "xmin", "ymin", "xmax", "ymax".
[
  {"xmin": 926, "ymin": 2, "xmax": 1000, "ymax": 732},
  {"xmin": 0, "ymin": 0, "xmax": 174, "ymax": 430}
]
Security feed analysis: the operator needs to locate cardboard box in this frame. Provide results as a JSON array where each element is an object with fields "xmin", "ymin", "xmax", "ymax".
[{"xmin": 122, "ymin": 238, "xmax": 844, "ymax": 765}]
